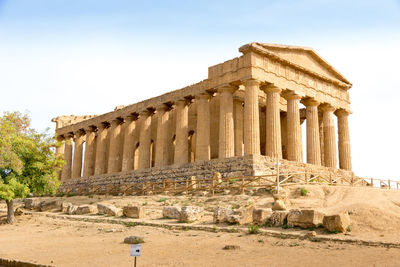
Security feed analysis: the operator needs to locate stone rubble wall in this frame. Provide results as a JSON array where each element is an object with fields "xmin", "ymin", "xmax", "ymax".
[{"xmin": 59, "ymin": 154, "xmax": 357, "ymax": 195}]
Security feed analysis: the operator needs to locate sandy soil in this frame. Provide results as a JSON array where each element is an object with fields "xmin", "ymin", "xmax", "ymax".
[
  {"xmin": 1, "ymin": 215, "xmax": 400, "ymax": 267},
  {"xmin": 1, "ymin": 184, "xmax": 400, "ymax": 266}
]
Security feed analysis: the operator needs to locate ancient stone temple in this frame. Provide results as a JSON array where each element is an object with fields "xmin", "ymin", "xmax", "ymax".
[{"xmin": 53, "ymin": 42, "xmax": 354, "ymax": 194}]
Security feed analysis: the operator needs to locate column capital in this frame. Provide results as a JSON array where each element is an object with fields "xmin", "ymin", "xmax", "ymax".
[
  {"xmin": 261, "ymin": 84, "xmax": 282, "ymax": 93},
  {"xmin": 175, "ymin": 98, "xmax": 190, "ymax": 107},
  {"xmin": 84, "ymin": 126, "xmax": 96, "ymax": 133},
  {"xmin": 74, "ymin": 129, "xmax": 85, "ymax": 138},
  {"xmin": 241, "ymin": 78, "xmax": 260, "ymax": 87},
  {"xmin": 155, "ymin": 103, "xmax": 170, "ymax": 112},
  {"xmin": 139, "ymin": 109, "xmax": 153, "ymax": 117},
  {"xmin": 195, "ymin": 92, "xmax": 212, "ymax": 101},
  {"xmin": 64, "ymin": 132, "xmax": 74, "ymax": 139},
  {"xmin": 335, "ymin": 108, "xmax": 352, "ymax": 117},
  {"xmin": 301, "ymin": 97, "xmax": 320, "ymax": 107},
  {"xmin": 320, "ymin": 103, "xmax": 336, "ymax": 112},
  {"xmin": 123, "ymin": 114, "xmax": 138, "ymax": 122},
  {"xmin": 216, "ymin": 84, "xmax": 238, "ymax": 94},
  {"xmin": 282, "ymin": 91, "xmax": 302, "ymax": 100},
  {"xmin": 109, "ymin": 118, "xmax": 123, "ymax": 126},
  {"xmin": 98, "ymin": 122, "xmax": 110, "ymax": 129}
]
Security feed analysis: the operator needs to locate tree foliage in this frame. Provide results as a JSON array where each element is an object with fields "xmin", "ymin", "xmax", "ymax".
[{"xmin": 0, "ymin": 111, "xmax": 64, "ymax": 203}]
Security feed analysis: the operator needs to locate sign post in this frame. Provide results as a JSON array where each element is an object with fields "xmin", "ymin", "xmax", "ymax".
[{"xmin": 130, "ymin": 244, "xmax": 142, "ymax": 267}]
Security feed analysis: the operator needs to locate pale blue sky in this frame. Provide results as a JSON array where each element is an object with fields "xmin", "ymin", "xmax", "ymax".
[{"xmin": 0, "ymin": 0, "xmax": 399, "ymax": 179}]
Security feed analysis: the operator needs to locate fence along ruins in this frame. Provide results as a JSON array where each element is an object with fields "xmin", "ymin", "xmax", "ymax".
[{"xmin": 52, "ymin": 42, "xmax": 365, "ymax": 195}]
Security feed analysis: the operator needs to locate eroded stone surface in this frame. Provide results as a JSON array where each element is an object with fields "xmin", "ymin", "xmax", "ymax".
[
  {"xmin": 97, "ymin": 203, "xmax": 122, "ymax": 217},
  {"xmin": 287, "ymin": 209, "xmax": 324, "ymax": 228},
  {"xmin": 123, "ymin": 206, "xmax": 145, "ymax": 218},
  {"xmin": 162, "ymin": 206, "xmax": 181, "ymax": 219},
  {"xmin": 323, "ymin": 213, "xmax": 351, "ymax": 233},
  {"xmin": 179, "ymin": 206, "xmax": 204, "ymax": 223}
]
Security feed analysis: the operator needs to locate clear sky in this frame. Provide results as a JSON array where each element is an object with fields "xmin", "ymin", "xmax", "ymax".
[{"xmin": 0, "ymin": 0, "xmax": 399, "ymax": 179}]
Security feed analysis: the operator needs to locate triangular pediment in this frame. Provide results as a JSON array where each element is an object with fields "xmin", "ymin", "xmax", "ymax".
[{"xmin": 240, "ymin": 42, "xmax": 351, "ymax": 86}]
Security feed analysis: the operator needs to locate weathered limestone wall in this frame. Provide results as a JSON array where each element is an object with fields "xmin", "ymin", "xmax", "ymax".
[{"xmin": 58, "ymin": 154, "xmax": 354, "ymax": 195}]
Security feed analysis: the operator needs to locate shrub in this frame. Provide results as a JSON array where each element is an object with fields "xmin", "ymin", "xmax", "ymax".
[
  {"xmin": 248, "ymin": 224, "xmax": 260, "ymax": 234},
  {"xmin": 66, "ymin": 192, "xmax": 76, "ymax": 198},
  {"xmin": 347, "ymin": 224, "xmax": 352, "ymax": 232},
  {"xmin": 56, "ymin": 192, "xmax": 65, "ymax": 197},
  {"xmin": 142, "ymin": 201, "xmax": 148, "ymax": 206},
  {"xmin": 157, "ymin": 197, "xmax": 167, "ymax": 202},
  {"xmin": 300, "ymin": 187, "xmax": 308, "ymax": 196}
]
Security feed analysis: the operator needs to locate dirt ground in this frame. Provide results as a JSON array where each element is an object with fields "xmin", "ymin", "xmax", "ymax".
[{"xmin": 1, "ymin": 184, "xmax": 400, "ymax": 266}]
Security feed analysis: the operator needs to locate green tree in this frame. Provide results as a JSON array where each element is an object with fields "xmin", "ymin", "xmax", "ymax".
[{"xmin": 0, "ymin": 112, "xmax": 63, "ymax": 223}]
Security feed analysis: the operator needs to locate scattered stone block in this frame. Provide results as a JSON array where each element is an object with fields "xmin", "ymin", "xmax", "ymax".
[
  {"xmin": 162, "ymin": 206, "xmax": 181, "ymax": 219},
  {"xmin": 179, "ymin": 206, "xmax": 204, "ymax": 223},
  {"xmin": 272, "ymin": 188, "xmax": 288, "ymax": 202},
  {"xmin": 39, "ymin": 200, "xmax": 62, "ymax": 212},
  {"xmin": 252, "ymin": 208, "xmax": 272, "ymax": 225},
  {"xmin": 124, "ymin": 236, "xmax": 144, "ymax": 244},
  {"xmin": 223, "ymin": 245, "xmax": 240, "ymax": 250},
  {"xmin": 323, "ymin": 213, "xmax": 351, "ymax": 233},
  {"xmin": 67, "ymin": 204, "xmax": 77, "ymax": 215},
  {"xmin": 213, "ymin": 206, "xmax": 234, "ymax": 223},
  {"xmin": 14, "ymin": 207, "xmax": 24, "ymax": 216},
  {"xmin": 272, "ymin": 200, "xmax": 286, "ymax": 211},
  {"xmin": 61, "ymin": 202, "xmax": 72, "ymax": 213},
  {"xmin": 287, "ymin": 209, "xmax": 325, "ymax": 228},
  {"xmin": 123, "ymin": 206, "xmax": 145, "ymax": 218},
  {"xmin": 75, "ymin": 204, "xmax": 98, "ymax": 215},
  {"xmin": 304, "ymin": 231, "xmax": 317, "ymax": 239},
  {"xmin": 24, "ymin": 198, "xmax": 43, "ymax": 210},
  {"xmin": 270, "ymin": 211, "xmax": 289, "ymax": 226},
  {"xmin": 97, "ymin": 203, "xmax": 122, "ymax": 217},
  {"xmin": 227, "ymin": 206, "xmax": 254, "ymax": 225}
]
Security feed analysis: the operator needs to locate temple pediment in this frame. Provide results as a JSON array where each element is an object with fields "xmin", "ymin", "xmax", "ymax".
[{"xmin": 239, "ymin": 42, "xmax": 351, "ymax": 86}]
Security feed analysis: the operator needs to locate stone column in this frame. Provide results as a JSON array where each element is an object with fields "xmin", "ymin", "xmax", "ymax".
[
  {"xmin": 264, "ymin": 85, "xmax": 282, "ymax": 159},
  {"xmin": 55, "ymin": 135, "xmax": 65, "ymax": 179},
  {"xmin": 302, "ymin": 99, "xmax": 321, "ymax": 165},
  {"xmin": 72, "ymin": 130, "xmax": 84, "ymax": 179},
  {"xmin": 321, "ymin": 104, "xmax": 337, "ymax": 168},
  {"xmin": 61, "ymin": 133, "xmax": 73, "ymax": 180},
  {"xmin": 218, "ymin": 85, "xmax": 236, "ymax": 159},
  {"xmin": 195, "ymin": 93, "xmax": 211, "ymax": 162},
  {"xmin": 94, "ymin": 123, "xmax": 108, "ymax": 175},
  {"xmin": 284, "ymin": 92, "xmax": 303, "ymax": 162},
  {"xmin": 174, "ymin": 99, "xmax": 189, "ymax": 165},
  {"xmin": 336, "ymin": 109, "xmax": 352, "ymax": 171},
  {"xmin": 107, "ymin": 119, "xmax": 122, "ymax": 173},
  {"xmin": 233, "ymin": 97, "xmax": 243, "ymax": 157},
  {"xmin": 121, "ymin": 115, "xmax": 137, "ymax": 171},
  {"xmin": 243, "ymin": 79, "xmax": 260, "ymax": 155},
  {"xmin": 138, "ymin": 110, "xmax": 152, "ymax": 169},
  {"xmin": 83, "ymin": 127, "xmax": 96, "ymax": 177},
  {"xmin": 155, "ymin": 104, "xmax": 169, "ymax": 167}
]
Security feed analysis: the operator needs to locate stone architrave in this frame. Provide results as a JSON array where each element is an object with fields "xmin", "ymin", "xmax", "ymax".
[
  {"xmin": 61, "ymin": 133, "xmax": 73, "ymax": 180},
  {"xmin": 284, "ymin": 92, "xmax": 303, "ymax": 162},
  {"xmin": 335, "ymin": 109, "xmax": 352, "ymax": 171},
  {"xmin": 83, "ymin": 127, "xmax": 96, "ymax": 177},
  {"xmin": 138, "ymin": 110, "xmax": 152, "ymax": 169},
  {"xmin": 321, "ymin": 104, "xmax": 337, "ymax": 168},
  {"xmin": 302, "ymin": 98, "xmax": 321, "ymax": 165},
  {"xmin": 218, "ymin": 85, "xmax": 236, "ymax": 159},
  {"xmin": 94, "ymin": 123, "xmax": 109, "ymax": 175},
  {"xmin": 155, "ymin": 104, "xmax": 169, "ymax": 167},
  {"xmin": 107, "ymin": 119, "xmax": 123, "ymax": 173},
  {"xmin": 233, "ymin": 97, "xmax": 243, "ymax": 157},
  {"xmin": 263, "ymin": 85, "xmax": 282, "ymax": 159},
  {"xmin": 242, "ymin": 79, "xmax": 260, "ymax": 155},
  {"xmin": 121, "ymin": 115, "xmax": 137, "ymax": 171},
  {"xmin": 195, "ymin": 93, "xmax": 211, "ymax": 162},
  {"xmin": 72, "ymin": 130, "xmax": 84, "ymax": 179},
  {"xmin": 174, "ymin": 99, "xmax": 189, "ymax": 165}
]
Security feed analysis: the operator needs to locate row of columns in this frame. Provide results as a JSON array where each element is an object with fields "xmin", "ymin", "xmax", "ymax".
[{"xmin": 59, "ymin": 79, "xmax": 352, "ymax": 181}]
